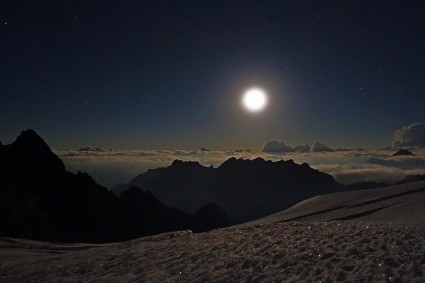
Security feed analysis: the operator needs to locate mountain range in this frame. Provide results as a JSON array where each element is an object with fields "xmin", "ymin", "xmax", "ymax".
[
  {"xmin": 0, "ymin": 130, "xmax": 230, "ymax": 243},
  {"xmin": 113, "ymin": 157, "xmax": 346, "ymax": 222}
]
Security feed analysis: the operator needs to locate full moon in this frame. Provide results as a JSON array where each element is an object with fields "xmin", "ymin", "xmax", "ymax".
[{"xmin": 242, "ymin": 88, "xmax": 268, "ymax": 112}]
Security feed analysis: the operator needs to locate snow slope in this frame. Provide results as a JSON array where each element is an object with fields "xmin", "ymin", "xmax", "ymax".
[
  {"xmin": 1, "ymin": 181, "xmax": 425, "ymax": 282},
  {"xmin": 243, "ymin": 180, "xmax": 425, "ymax": 228}
]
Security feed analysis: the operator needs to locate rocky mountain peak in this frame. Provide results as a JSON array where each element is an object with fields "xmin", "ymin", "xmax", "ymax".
[
  {"xmin": 171, "ymin": 159, "xmax": 203, "ymax": 168},
  {"xmin": 0, "ymin": 129, "xmax": 65, "ymax": 176}
]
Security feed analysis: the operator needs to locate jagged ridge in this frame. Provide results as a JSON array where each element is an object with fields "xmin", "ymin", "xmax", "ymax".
[
  {"xmin": 117, "ymin": 156, "xmax": 343, "ymax": 222},
  {"xmin": 0, "ymin": 130, "xmax": 231, "ymax": 243}
]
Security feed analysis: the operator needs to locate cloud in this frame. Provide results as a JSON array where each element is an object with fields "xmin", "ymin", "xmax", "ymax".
[
  {"xmin": 55, "ymin": 148, "xmax": 259, "ymax": 188},
  {"xmin": 294, "ymin": 144, "xmax": 311, "ymax": 152},
  {"xmin": 262, "ymin": 141, "xmax": 294, "ymax": 153},
  {"xmin": 262, "ymin": 140, "xmax": 336, "ymax": 153},
  {"xmin": 78, "ymin": 146, "xmax": 108, "ymax": 152},
  {"xmin": 286, "ymin": 148, "xmax": 425, "ymax": 185},
  {"xmin": 311, "ymin": 141, "xmax": 334, "ymax": 152},
  {"xmin": 366, "ymin": 156, "xmax": 425, "ymax": 170},
  {"xmin": 262, "ymin": 141, "xmax": 312, "ymax": 153},
  {"xmin": 315, "ymin": 164, "xmax": 407, "ymax": 185},
  {"xmin": 393, "ymin": 123, "xmax": 425, "ymax": 148},
  {"xmin": 54, "ymin": 147, "xmax": 425, "ymax": 189}
]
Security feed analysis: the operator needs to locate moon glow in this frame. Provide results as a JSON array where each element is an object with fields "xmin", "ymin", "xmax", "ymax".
[{"xmin": 242, "ymin": 88, "xmax": 268, "ymax": 112}]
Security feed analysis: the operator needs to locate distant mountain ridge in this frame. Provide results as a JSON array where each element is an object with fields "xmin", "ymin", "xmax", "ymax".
[
  {"xmin": 114, "ymin": 157, "xmax": 345, "ymax": 222},
  {"xmin": 0, "ymin": 130, "xmax": 231, "ymax": 243}
]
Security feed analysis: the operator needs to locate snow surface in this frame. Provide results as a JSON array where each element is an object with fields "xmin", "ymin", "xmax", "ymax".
[
  {"xmin": 1, "ymin": 181, "xmax": 425, "ymax": 282},
  {"xmin": 244, "ymin": 180, "xmax": 425, "ymax": 228}
]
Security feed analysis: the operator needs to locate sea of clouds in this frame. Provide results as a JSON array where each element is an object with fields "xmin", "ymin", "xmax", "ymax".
[
  {"xmin": 55, "ymin": 123, "xmax": 425, "ymax": 189},
  {"xmin": 54, "ymin": 147, "xmax": 425, "ymax": 189}
]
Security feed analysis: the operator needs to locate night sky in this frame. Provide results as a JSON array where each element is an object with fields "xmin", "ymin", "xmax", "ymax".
[{"xmin": 2, "ymin": 1, "xmax": 425, "ymax": 150}]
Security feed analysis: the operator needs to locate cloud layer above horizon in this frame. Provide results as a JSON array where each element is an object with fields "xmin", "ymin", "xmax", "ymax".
[
  {"xmin": 54, "ymin": 122, "xmax": 425, "ymax": 189},
  {"xmin": 55, "ymin": 147, "xmax": 425, "ymax": 189}
]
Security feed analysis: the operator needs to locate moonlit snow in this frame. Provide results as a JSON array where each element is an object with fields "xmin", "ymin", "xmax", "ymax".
[{"xmin": 1, "ymin": 182, "xmax": 425, "ymax": 282}]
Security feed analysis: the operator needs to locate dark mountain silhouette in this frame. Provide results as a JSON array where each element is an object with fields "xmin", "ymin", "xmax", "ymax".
[
  {"xmin": 116, "ymin": 157, "xmax": 344, "ymax": 222},
  {"xmin": 118, "ymin": 187, "xmax": 231, "ymax": 239},
  {"xmin": 0, "ymin": 129, "xmax": 65, "ymax": 177},
  {"xmin": 396, "ymin": 174, "xmax": 425, "ymax": 185},
  {"xmin": 0, "ymin": 138, "xmax": 119, "ymax": 242},
  {"xmin": 194, "ymin": 203, "xmax": 232, "ymax": 232},
  {"xmin": 0, "ymin": 130, "xmax": 230, "ymax": 243},
  {"xmin": 392, "ymin": 149, "xmax": 415, "ymax": 156},
  {"xmin": 118, "ymin": 186, "xmax": 193, "ymax": 240},
  {"xmin": 112, "ymin": 183, "xmax": 133, "ymax": 197}
]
